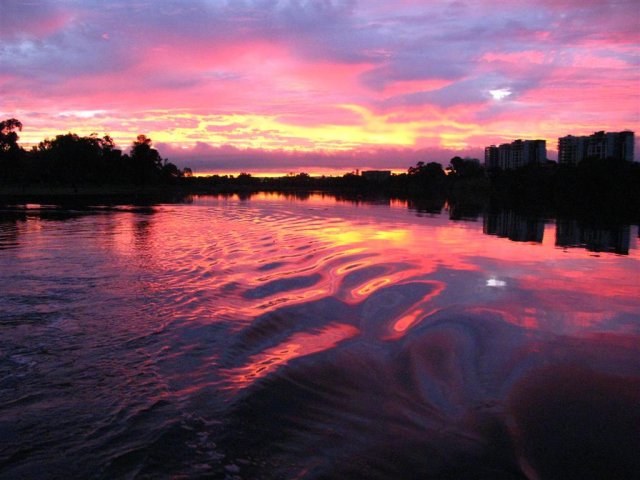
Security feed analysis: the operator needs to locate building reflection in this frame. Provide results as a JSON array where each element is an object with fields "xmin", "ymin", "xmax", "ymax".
[
  {"xmin": 556, "ymin": 220, "xmax": 630, "ymax": 255},
  {"xmin": 483, "ymin": 210, "xmax": 545, "ymax": 243}
]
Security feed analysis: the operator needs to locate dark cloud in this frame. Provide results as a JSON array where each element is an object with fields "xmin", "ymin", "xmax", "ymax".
[
  {"xmin": 0, "ymin": 10, "xmax": 138, "ymax": 81},
  {"xmin": 360, "ymin": 54, "xmax": 468, "ymax": 91},
  {"xmin": 3, "ymin": 0, "xmax": 635, "ymax": 90},
  {"xmin": 155, "ymin": 141, "xmax": 474, "ymax": 172},
  {"xmin": 1, "ymin": 0, "xmax": 378, "ymax": 82},
  {"xmin": 0, "ymin": 0, "xmax": 69, "ymax": 39}
]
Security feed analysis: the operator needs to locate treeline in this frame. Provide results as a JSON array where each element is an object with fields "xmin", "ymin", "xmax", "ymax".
[
  {"xmin": 2, "ymin": 117, "xmax": 638, "ymax": 217},
  {"xmin": 185, "ymin": 155, "xmax": 640, "ymax": 217},
  {"xmin": 0, "ymin": 118, "xmax": 191, "ymax": 186},
  {"xmin": 184, "ymin": 158, "xmax": 471, "ymax": 196}
]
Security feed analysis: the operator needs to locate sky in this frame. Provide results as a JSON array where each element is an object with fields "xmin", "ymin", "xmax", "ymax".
[{"xmin": 1, "ymin": 0, "xmax": 639, "ymax": 174}]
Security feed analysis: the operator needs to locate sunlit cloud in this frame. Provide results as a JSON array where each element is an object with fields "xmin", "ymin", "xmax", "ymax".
[
  {"xmin": 487, "ymin": 277, "xmax": 507, "ymax": 288},
  {"xmin": 490, "ymin": 89, "xmax": 512, "ymax": 101}
]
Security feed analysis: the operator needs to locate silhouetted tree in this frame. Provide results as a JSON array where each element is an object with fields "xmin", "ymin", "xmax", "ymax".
[
  {"xmin": 407, "ymin": 161, "xmax": 425, "ymax": 176},
  {"xmin": 447, "ymin": 156, "xmax": 484, "ymax": 178},
  {"xmin": 35, "ymin": 133, "xmax": 119, "ymax": 185},
  {"xmin": 403, "ymin": 161, "xmax": 447, "ymax": 195},
  {"xmin": 340, "ymin": 171, "xmax": 367, "ymax": 189},
  {"xmin": 0, "ymin": 118, "xmax": 22, "ymax": 152},
  {"xmin": 408, "ymin": 161, "xmax": 446, "ymax": 180},
  {"xmin": 130, "ymin": 135, "xmax": 164, "ymax": 184},
  {"xmin": 0, "ymin": 118, "xmax": 25, "ymax": 183},
  {"xmin": 282, "ymin": 172, "xmax": 312, "ymax": 188},
  {"xmin": 0, "ymin": 122, "xmax": 195, "ymax": 187},
  {"xmin": 160, "ymin": 160, "xmax": 183, "ymax": 181}
]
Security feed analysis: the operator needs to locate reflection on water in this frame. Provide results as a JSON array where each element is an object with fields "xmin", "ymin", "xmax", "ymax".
[
  {"xmin": 556, "ymin": 219, "xmax": 631, "ymax": 255},
  {"xmin": 484, "ymin": 210, "xmax": 545, "ymax": 244},
  {"xmin": 0, "ymin": 193, "xmax": 639, "ymax": 479}
]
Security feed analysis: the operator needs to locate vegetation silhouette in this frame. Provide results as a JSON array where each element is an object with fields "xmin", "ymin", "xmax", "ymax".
[
  {"xmin": 0, "ymin": 118, "xmax": 25, "ymax": 183},
  {"xmin": 0, "ymin": 119, "xmax": 187, "ymax": 188},
  {"xmin": 1, "ymin": 118, "xmax": 638, "ymax": 220}
]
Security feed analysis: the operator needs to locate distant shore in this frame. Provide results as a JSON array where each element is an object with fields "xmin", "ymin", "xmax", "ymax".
[
  {"xmin": 2, "ymin": 152, "xmax": 640, "ymax": 224},
  {"xmin": 0, "ymin": 183, "xmax": 324, "ymax": 198},
  {"xmin": 0, "ymin": 184, "xmax": 172, "ymax": 197},
  {"xmin": 2, "ymin": 122, "xmax": 637, "ymax": 221}
]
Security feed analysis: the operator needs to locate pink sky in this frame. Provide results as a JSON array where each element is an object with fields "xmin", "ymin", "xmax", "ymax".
[{"xmin": 1, "ymin": 0, "xmax": 638, "ymax": 173}]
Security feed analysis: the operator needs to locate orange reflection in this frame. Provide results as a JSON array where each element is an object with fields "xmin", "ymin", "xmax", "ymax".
[
  {"xmin": 354, "ymin": 277, "xmax": 392, "ymax": 297},
  {"xmin": 386, "ymin": 282, "xmax": 446, "ymax": 340},
  {"xmin": 223, "ymin": 323, "xmax": 359, "ymax": 391},
  {"xmin": 313, "ymin": 226, "xmax": 410, "ymax": 246},
  {"xmin": 335, "ymin": 260, "xmax": 372, "ymax": 275}
]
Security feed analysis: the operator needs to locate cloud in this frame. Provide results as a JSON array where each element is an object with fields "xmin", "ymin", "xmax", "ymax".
[
  {"xmin": 155, "ymin": 141, "xmax": 476, "ymax": 173},
  {"xmin": 1, "ymin": 0, "xmax": 638, "ymax": 166},
  {"xmin": 0, "ymin": 0, "xmax": 71, "ymax": 39},
  {"xmin": 360, "ymin": 53, "xmax": 468, "ymax": 92}
]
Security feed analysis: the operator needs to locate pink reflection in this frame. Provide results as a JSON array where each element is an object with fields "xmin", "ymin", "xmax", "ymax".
[
  {"xmin": 3, "ymin": 193, "xmax": 638, "ymax": 478},
  {"xmin": 95, "ymin": 193, "xmax": 638, "ymax": 346}
]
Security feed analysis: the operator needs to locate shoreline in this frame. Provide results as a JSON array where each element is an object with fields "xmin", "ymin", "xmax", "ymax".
[
  {"xmin": 1, "ymin": 182, "xmax": 638, "ymax": 225},
  {"xmin": 0, "ymin": 183, "xmax": 403, "ymax": 199},
  {"xmin": 0, "ymin": 184, "xmax": 184, "ymax": 197}
]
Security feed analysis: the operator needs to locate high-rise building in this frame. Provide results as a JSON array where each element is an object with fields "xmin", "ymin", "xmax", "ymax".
[
  {"xmin": 511, "ymin": 140, "xmax": 526, "ymax": 169},
  {"xmin": 524, "ymin": 139, "xmax": 547, "ymax": 166},
  {"xmin": 557, "ymin": 135, "xmax": 588, "ymax": 165},
  {"xmin": 484, "ymin": 145, "xmax": 499, "ymax": 170},
  {"xmin": 484, "ymin": 139, "xmax": 547, "ymax": 170},
  {"xmin": 607, "ymin": 131, "xmax": 634, "ymax": 162},
  {"xmin": 498, "ymin": 143, "xmax": 511, "ymax": 170},
  {"xmin": 558, "ymin": 130, "xmax": 635, "ymax": 164}
]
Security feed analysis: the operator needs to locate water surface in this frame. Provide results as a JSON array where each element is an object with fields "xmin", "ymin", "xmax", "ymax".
[{"xmin": 1, "ymin": 194, "xmax": 639, "ymax": 479}]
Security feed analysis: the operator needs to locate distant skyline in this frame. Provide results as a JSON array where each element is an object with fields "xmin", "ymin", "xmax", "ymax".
[{"xmin": 1, "ymin": 0, "xmax": 639, "ymax": 173}]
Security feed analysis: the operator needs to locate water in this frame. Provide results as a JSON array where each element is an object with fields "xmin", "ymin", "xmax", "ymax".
[{"xmin": 1, "ymin": 193, "xmax": 638, "ymax": 479}]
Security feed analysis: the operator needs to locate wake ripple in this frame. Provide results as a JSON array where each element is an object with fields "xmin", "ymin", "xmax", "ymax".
[{"xmin": 2, "ymin": 197, "xmax": 638, "ymax": 479}]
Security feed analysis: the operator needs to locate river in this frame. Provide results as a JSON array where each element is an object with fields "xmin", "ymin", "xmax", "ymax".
[{"xmin": 1, "ymin": 193, "xmax": 639, "ymax": 479}]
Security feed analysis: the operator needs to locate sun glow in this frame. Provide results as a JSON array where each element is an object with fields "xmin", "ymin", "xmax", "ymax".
[{"xmin": 17, "ymin": 107, "xmax": 436, "ymax": 153}]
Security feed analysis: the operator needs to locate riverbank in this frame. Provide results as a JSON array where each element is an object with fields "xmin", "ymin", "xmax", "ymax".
[
  {"xmin": 1, "ymin": 170, "xmax": 638, "ymax": 224},
  {"xmin": 0, "ymin": 184, "xmax": 187, "ymax": 196}
]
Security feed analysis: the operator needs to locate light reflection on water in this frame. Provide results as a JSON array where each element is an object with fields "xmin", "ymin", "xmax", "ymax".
[{"xmin": 0, "ymin": 193, "xmax": 639, "ymax": 479}]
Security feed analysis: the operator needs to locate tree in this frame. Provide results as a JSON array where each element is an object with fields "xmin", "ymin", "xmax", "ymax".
[
  {"xmin": 34, "ymin": 132, "xmax": 125, "ymax": 185},
  {"xmin": 408, "ymin": 161, "xmax": 445, "ymax": 180},
  {"xmin": 130, "ymin": 135, "xmax": 164, "ymax": 184},
  {"xmin": 0, "ymin": 118, "xmax": 23, "ymax": 153},
  {"xmin": 236, "ymin": 172, "xmax": 260, "ymax": 187},
  {"xmin": 447, "ymin": 156, "xmax": 483, "ymax": 178},
  {"xmin": 405, "ymin": 161, "xmax": 446, "ymax": 196},
  {"xmin": 0, "ymin": 118, "xmax": 25, "ymax": 183},
  {"xmin": 160, "ymin": 160, "xmax": 183, "ymax": 181},
  {"xmin": 407, "ymin": 161, "xmax": 425, "ymax": 176}
]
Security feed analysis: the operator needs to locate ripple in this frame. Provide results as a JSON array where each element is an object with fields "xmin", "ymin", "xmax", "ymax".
[
  {"xmin": 1, "ymin": 194, "xmax": 638, "ymax": 479},
  {"xmin": 243, "ymin": 273, "xmax": 323, "ymax": 300}
]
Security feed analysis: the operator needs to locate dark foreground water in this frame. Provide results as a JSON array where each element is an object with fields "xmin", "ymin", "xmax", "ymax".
[{"xmin": 1, "ymin": 194, "xmax": 639, "ymax": 479}]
